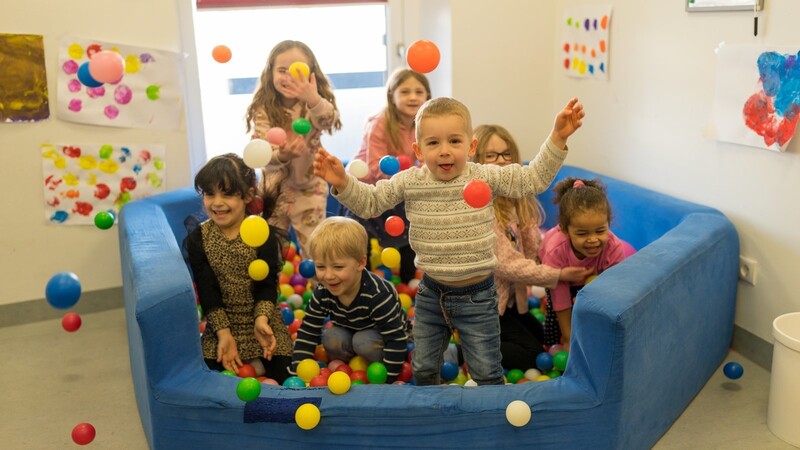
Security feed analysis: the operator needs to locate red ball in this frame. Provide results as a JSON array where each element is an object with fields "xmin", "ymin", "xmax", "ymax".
[
  {"xmin": 334, "ymin": 364, "xmax": 353, "ymax": 376},
  {"xmin": 246, "ymin": 195, "xmax": 264, "ymax": 215},
  {"xmin": 396, "ymin": 155, "xmax": 413, "ymax": 170},
  {"xmin": 385, "ymin": 215, "xmax": 405, "ymax": 237},
  {"xmin": 282, "ymin": 245, "xmax": 297, "ymax": 261},
  {"xmin": 238, "ymin": 363, "xmax": 257, "ymax": 378},
  {"xmin": 309, "ymin": 374, "xmax": 328, "ymax": 387},
  {"xmin": 406, "ymin": 40, "xmax": 441, "ymax": 73},
  {"xmin": 462, "ymin": 179, "xmax": 492, "ymax": 208},
  {"xmin": 350, "ymin": 370, "xmax": 369, "ymax": 384},
  {"xmin": 293, "ymin": 284, "xmax": 307, "ymax": 296},
  {"xmin": 319, "ymin": 367, "xmax": 333, "ymax": 378},
  {"xmin": 288, "ymin": 318, "xmax": 302, "ymax": 335},
  {"xmin": 62, "ymin": 312, "xmax": 82, "ymax": 332},
  {"xmin": 199, "ymin": 320, "xmax": 206, "ymax": 334},
  {"xmin": 314, "ymin": 345, "xmax": 329, "ymax": 363},
  {"xmin": 398, "ymin": 361, "xmax": 413, "ymax": 382},
  {"xmin": 71, "ymin": 422, "xmax": 96, "ymax": 445}
]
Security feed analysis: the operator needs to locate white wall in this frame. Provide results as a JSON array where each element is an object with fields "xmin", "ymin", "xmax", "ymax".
[{"xmin": 0, "ymin": 0, "xmax": 192, "ymax": 306}]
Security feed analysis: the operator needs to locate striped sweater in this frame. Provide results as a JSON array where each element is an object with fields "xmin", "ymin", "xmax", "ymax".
[{"xmin": 334, "ymin": 138, "xmax": 568, "ymax": 284}]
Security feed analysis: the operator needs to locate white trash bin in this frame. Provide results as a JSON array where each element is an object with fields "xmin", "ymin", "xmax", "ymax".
[{"xmin": 767, "ymin": 312, "xmax": 800, "ymax": 447}]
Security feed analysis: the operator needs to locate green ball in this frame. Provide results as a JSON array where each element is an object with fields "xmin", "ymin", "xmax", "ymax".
[
  {"xmin": 302, "ymin": 291, "xmax": 313, "ymax": 303},
  {"xmin": 351, "ymin": 379, "xmax": 366, "ymax": 385},
  {"xmin": 553, "ymin": 350, "xmax": 569, "ymax": 372},
  {"xmin": 390, "ymin": 275, "xmax": 401, "ymax": 286},
  {"xmin": 546, "ymin": 369, "xmax": 561, "ymax": 379},
  {"xmin": 531, "ymin": 309, "xmax": 545, "ymax": 323},
  {"xmin": 292, "ymin": 117, "xmax": 312, "ymax": 135},
  {"xmin": 93, "ymin": 210, "xmax": 115, "ymax": 230},
  {"xmin": 146, "ymin": 85, "xmax": 161, "ymax": 100},
  {"xmin": 220, "ymin": 369, "xmax": 236, "ymax": 377},
  {"xmin": 366, "ymin": 361, "xmax": 388, "ymax": 384},
  {"xmin": 506, "ymin": 368, "xmax": 525, "ymax": 384},
  {"xmin": 236, "ymin": 377, "xmax": 261, "ymax": 402}
]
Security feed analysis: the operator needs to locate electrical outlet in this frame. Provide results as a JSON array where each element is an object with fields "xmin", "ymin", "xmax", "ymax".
[{"xmin": 739, "ymin": 256, "xmax": 758, "ymax": 285}]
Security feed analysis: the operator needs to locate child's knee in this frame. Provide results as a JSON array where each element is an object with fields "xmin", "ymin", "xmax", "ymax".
[{"xmin": 352, "ymin": 330, "xmax": 384, "ymax": 362}]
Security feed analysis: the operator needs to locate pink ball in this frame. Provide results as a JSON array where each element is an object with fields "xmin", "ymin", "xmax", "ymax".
[
  {"xmin": 89, "ymin": 50, "xmax": 125, "ymax": 84},
  {"xmin": 266, "ymin": 127, "xmax": 287, "ymax": 146}
]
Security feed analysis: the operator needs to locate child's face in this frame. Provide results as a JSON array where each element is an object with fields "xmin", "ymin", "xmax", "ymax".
[
  {"xmin": 203, "ymin": 188, "xmax": 254, "ymax": 238},
  {"xmin": 313, "ymin": 254, "xmax": 366, "ymax": 302},
  {"xmin": 271, "ymin": 47, "xmax": 309, "ymax": 100},
  {"xmin": 392, "ymin": 77, "xmax": 428, "ymax": 123},
  {"xmin": 482, "ymin": 134, "xmax": 514, "ymax": 167},
  {"xmin": 565, "ymin": 210, "xmax": 610, "ymax": 260},
  {"xmin": 413, "ymin": 114, "xmax": 477, "ymax": 182}
]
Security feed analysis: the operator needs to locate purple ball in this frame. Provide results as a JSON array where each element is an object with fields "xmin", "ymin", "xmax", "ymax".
[{"xmin": 289, "ymin": 273, "xmax": 307, "ymax": 287}]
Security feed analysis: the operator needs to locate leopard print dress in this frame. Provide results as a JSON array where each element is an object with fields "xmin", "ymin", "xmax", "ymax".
[{"xmin": 199, "ymin": 220, "xmax": 292, "ymax": 361}]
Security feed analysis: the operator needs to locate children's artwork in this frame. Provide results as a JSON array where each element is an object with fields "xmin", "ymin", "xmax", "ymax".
[
  {"xmin": 56, "ymin": 37, "xmax": 182, "ymax": 130},
  {"xmin": 711, "ymin": 44, "xmax": 800, "ymax": 152},
  {"xmin": 41, "ymin": 143, "xmax": 166, "ymax": 225},
  {"xmin": 561, "ymin": 5, "xmax": 612, "ymax": 80},
  {"xmin": 0, "ymin": 33, "xmax": 50, "ymax": 122}
]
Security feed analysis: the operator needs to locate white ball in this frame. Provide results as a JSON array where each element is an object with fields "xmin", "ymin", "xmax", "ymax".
[
  {"xmin": 505, "ymin": 400, "xmax": 532, "ymax": 427},
  {"xmin": 464, "ymin": 379, "xmax": 478, "ymax": 387},
  {"xmin": 286, "ymin": 294, "xmax": 304, "ymax": 309},
  {"xmin": 523, "ymin": 368, "xmax": 542, "ymax": 381},
  {"xmin": 243, "ymin": 139, "xmax": 273, "ymax": 168},
  {"xmin": 529, "ymin": 285, "xmax": 546, "ymax": 299},
  {"xmin": 346, "ymin": 159, "xmax": 369, "ymax": 179},
  {"xmin": 407, "ymin": 278, "xmax": 421, "ymax": 290}
]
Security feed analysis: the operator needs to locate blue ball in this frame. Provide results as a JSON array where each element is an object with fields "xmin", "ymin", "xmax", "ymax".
[
  {"xmin": 280, "ymin": 307, "xmax": 294, "ymax": 325},
  {"xmin": 441, "ymin": 361, "xmax": 459, "ymax": 382},
  {"xmin": 282, "ymin": 376, "xmax": 306, "ymax": 388},
  {"xmin": 723, "ymin": 361, "xmax": 744, "ymax": 380},
  {"xmin": 528, "ymin": 296, "xmax": 541, "ymax": 309},
  {"xmin": 77, "ymin": 62, "xmax": 103, "ymax": 88},
  {"xmin": 379, "ymin": 155, "xmax": 400, "ymax": 176},
  {"xmin": 298, "ymin": 259, "xmax": 316, "ymax": 278},
  {"xmin": 536, "ymin": 351, "xmax": 554, "ymax": 372},
  {"xmin": 45, "ymin": 272, "xmax": 82, "ymax": 309}
]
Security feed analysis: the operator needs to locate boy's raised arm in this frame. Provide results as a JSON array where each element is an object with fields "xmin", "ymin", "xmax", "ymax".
[
  {"xmin": 548, "ymin": 97, "xmax": 585, "ymax": 150},
  {"xmin": 313, "ymin": 147, "xmax": 350, "ymax": 192}
]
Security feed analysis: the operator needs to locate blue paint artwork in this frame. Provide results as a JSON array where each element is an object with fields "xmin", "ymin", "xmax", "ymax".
[
  {"xmin": 50, "ymin": 210, "xmax": 68, "ymax": 223},
  {"xmin": 756, "ymin": 51, "xmax": 800, "ymax": 120}
]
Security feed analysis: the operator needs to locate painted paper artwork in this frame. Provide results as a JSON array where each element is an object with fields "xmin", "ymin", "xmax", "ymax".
[
  {"xmin": 56, "ymin": 37, "xmax": 182, "ymax": 130},
  {"xmin": 41, "ymin": 143, "xmax": 166, "ymax": 225},
  {"xmin": 561, "ymin": 5, "xmax": 612, "ymax": 80},
  {"xmin": 712, "ymin": 44, "xmax": 800, "ymax": 152},
  {"xmin": 0, "ymin": 33, "xmax": 50, "ymax": 122}
]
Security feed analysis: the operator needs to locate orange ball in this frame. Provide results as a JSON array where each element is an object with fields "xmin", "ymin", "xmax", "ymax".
[
  {"xmin": 212, "ymin": 45, "xmax": 232, "ymax": 63},
  {"xmin": 314, "ymin": 345, "xmax": 328, "ymax": 363},
  {"xmin": 406, "ymin": 40, "xmax": 440, "ymax": 73}
]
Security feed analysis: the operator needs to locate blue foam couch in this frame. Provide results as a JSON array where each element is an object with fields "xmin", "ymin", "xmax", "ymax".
[{"xmin": 118, "ymin": 165, "xmax": 739, "ymax": 449}]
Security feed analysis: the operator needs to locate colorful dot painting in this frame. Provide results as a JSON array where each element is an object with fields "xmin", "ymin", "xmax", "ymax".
[{"xmin": 562, "ymin": 6, "xmax": 611, "ymax": 80}]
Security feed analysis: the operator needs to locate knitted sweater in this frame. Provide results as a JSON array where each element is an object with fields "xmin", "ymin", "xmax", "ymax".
[{"xmin": 334, "ymin": 138, "xmax": 567, "ymax": 284}]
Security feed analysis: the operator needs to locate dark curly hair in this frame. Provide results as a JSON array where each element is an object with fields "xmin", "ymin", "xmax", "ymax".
[{"xmin": 552, "ymin": 177, "xmax": 611, "ymax": 230}]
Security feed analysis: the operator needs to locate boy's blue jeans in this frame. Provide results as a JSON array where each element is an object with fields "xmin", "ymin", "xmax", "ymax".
[{"xmin": 411, "ymin": 274, "xmax": 503, "ymax": 386}]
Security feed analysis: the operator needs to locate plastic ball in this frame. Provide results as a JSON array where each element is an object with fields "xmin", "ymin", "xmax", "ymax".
[
  {"xmin": 396, "ymin": 154, "xmax": 413, "ymax": 170},
  {"xmin": 535, "ymin": 374, "xmax": 551, "ymax": 382},
  {"xmin": 71, "ymin": 422, "xmax": 96, "ymax": 445},
  {"xmin": 531, "ymin": 309, "xmax": 545, "ymax": 323},
  {"xmin": 546, "ymin": 369, "xmax": 562, "ymax": 379},
  {"xmin": 237, "ymin": 363, "xmax": 257, "ymax": 378},
  {"xmin": 295, "ymin": 403, "xmax": 321, "ymax": 430},
  {"xmin": 298, "ymin": 259, "xmax": 316, "ymax": 278},
  {"xmin": 506, "ymin": 368, "xmax": 525, "ymax": 384},
  {"xmin": 243, "ymin": 139, "xmax": 273, "ymax": 168},
  {"xmin": 62, "ymin": 312, "xmax": 82, "ymax": 332},
  {"xmin": 93, "ymin": 210, "xmax": 115, "ymax": 230},
  {"xmin": 212, "ymin": 45, "xmax": 232, "ymax": 63},
  {"xmin": 293, "ymin": 309, "xmax": 306, "ymax": 321},
  {"xmin": 585, "ymin": 274, "xmax": 598, "ymax": 284},
  {"xmin": 292, "ymin": 118, "xmax": 312, "ymax": 135},
  {"xmin": 723, "ymin": 361, "xmax": 744, "ymax": 380},
  {"xmin": 288, "ymin": 318, "xmax": 302, "ymax": 335},
  {"xmin": 289, "ymin": 273, "xmax": 307, "ymax": 287},
  {"xmin": 220, "ymin": 369, "xmax": 237, "ymax": 376},
  {"xmin": 89, "ymin": 50, "xmax": 125, "ymax": 83},
  {"xmin": 248, "ymin": 259, "xmax": 269, "ymax": 281},
  {"xmin": 239, "ymin": 215, "xmax": 270, "ymax": 247},
  {"xmin": 309, "ymin": 374, "xmax": 328, "ymax": 387},
  {"xmin": 297, "ymin": 358, "xmax": 321, "ymax": 382},
  {"xmin": 379, "ymin": 155, "xmax": 400, "ymax": 176},
  {"xmin": 236, "ymin": 378, "xmax": 262, "ymax": 401},
  {"xmin": 528, "ymin": 296, "xmax": 541, "ymax": 309},
  {"xmin": 505, "ymin": 400, "xmax": 532, "ymax": 427},
  {"xmin": 464, "ymin": 379, "xmax": 478, "ymax": 387},
  {"xmin": 366, "ymin": 362, "xmax": 388, "ymax": 384},
  {"xmin": 260, "ymin": 377, "xmax": 279, "ymax": 386},
  {"xmin": 535, "ymin": 352, "xmax": 554, "ymax": 372},
  {"xmin": 406, "ymin": 39, "xmax": 441, "ymax": 73},
  {"xmin": 45, "ymin": 272, "xmax": 82, "ymax": 309},
  {"xmin": 266, "ymin": 127, "xmax": 287, "ymax": 146},
  {"xmin": 327, "ymin": 359, "xmax": 345, "ymax": 372},
  {"xmin": 398, "ymin": 293, "xmax": 413, "ymax": 311},
  {"xmin": 350, "ymin": 370, "xmax": 369, "ymax": 384},
  {"xmin": 279, "ymin": 283, "xmax": 295, "ymax": 299},
  {"xmin": 381, "ymin": 247, "xmax": 401, "ymax": 269},
  {"xmin": 77, "ymin": 62, "xmax": 103, "ymax": 88},
  {"xmin": 289, "ymin": 61, "xmax": 310, "ymax": 80},
  {"xmin": 385, "ymin": 216, "xmax": 405, "ymax": 237},
  {"xmin": 348, "ymin": 355, "xmax": 369, "ymax": 372},
  {"xmin": 283, "ymin": 376, "xmax": 306, "ymax": 388},
  {"xmin": 548, "ymin": 344, "xmax": 565, "ymax": 355},
  {"xmin": 281, "ymin": 307, "xmax": 295, "ymax": 325},
  {"xmin": 523, "ymin": 368, "xmax": 542, "ymax": 381},
  {"xmin": 346, "ymin": 159, "xmax": 369, "ymax": 179},
  {"xmin": 441, "ymin": 361, "xmax": 459, "ymax": 382},
  {"xmin": 246, "ymin": 196, "xmax": 264, "ymax": 215},
  {"xmin": 463, "ymin": 179, "xmax": 492, "ymax": 208},
  {"xmin": 287, "ymin": 294, "xmax": 304, "ymax": 310},
  {"xmin": 327, "ymin": 371, "xmax": 351, "ymax": 394},
  {"xmin": 553, "ymin": 350, "xmax": 569, "ymax": 372},
  {"xmin": 281, "ymin": 261, "xmax": 296, "ymax": 277}
]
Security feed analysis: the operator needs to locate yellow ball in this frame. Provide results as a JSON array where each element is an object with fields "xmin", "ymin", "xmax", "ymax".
[
  {"xmin": 295, "ymin": 403, "xmax": 321, "ymax": 430},
  {"xmin": 535, "ymin": 374, "xmax": 551, "ymax": 382},
  {"xmin": 398, "ymin": 293, "xmax": 413, "ymax": 311},
  {"xmin": 281, "ymin": 261, "xmax": 296, "ymax": 277},
  {"xmin": 289, "ymin": 61, "xmax": 310, "ymax": 80},
  {"xmin": 248, "ymin": 259, "xmax": 269, "ymax": 281},
  {"xmin": 293, "ymin": 309, "xmax": 306, "ymax": 321},
  {"xmin": 240, "ymin": 215, "xmax": 270, "ymax": 247},
  {"xmin": 327, "ymin": 371, "xmax": 351, "ymax": 395},
  {"xmin": 279, "ymin": 283, "xmax": 295, "ymax": 299},
  {"xmin": 381, "ymin": 247, "xmax": 401, "ymax": 269},
  {"xmin": 585, "ymin": 274, "xmax": 598, "ymax": 284},
  {"xmin": 348, "ymin": 355, "xmax": 368, "ymax": 372},
  {"xmin": 296, "ymin": 358, "xmax": 320, "ymax": 382}
]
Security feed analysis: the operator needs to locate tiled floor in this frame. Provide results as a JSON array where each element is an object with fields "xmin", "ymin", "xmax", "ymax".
[{"xmin": 0, "ymin": 309, "xmax": 796, "ymax": 449}]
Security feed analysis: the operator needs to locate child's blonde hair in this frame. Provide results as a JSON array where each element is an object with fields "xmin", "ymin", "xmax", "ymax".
[
  {"xmin": 245, "ymin": 40, "xmax": 342, "ymax": 133},
  {"xmin": 308, "ymin": 216, "xmax": 368, "ymax": 262},
  {"xmin": 473, "ymin": 125, "xmax": 545, "ymax": 230},
  {"xmin": 414, "ymin": 97, "xmax": 472, "ymax": 143},
  {"xmin": 384, "ymin": 68, "xmax": 431, "ymax": 154}
]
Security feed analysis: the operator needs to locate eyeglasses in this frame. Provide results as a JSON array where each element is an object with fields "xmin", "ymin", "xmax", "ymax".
[{"xmin": 484, "ymin": 151, "xmax": 513, "ymax": 162}]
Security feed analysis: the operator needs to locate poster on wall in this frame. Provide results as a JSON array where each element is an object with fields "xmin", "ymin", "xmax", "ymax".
[
  {"xmin": 41, "ymin": 143, "xmax": 166, "ymax": 225},
  {"xmin": 711, "ymin": 44, "xmax": 800, "ymax": 152},
  {"xmin": 0, "ymin": 33, "xmax": 50, "ymax": 122},
  {"xmin": 56, "ymin": 37, "xmax": 183, "ymax": 130},
  {"xmin": 561, "ymin": 5, "xmax": 612, "ymax": 80}
]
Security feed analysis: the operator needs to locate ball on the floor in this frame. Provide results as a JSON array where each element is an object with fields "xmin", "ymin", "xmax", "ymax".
[
  {"xmin": 723, "ymin": 361, "xmax": 744, "ymax": 380},
  {"xmin": 505, "ymin": 400, "xmax": 532, "ymax": 427},
  {"xmin": 45, "ymin": 272, "xmax": 82, "ymax": 309},
  {"xmin": 236, "ymin": 377, "xmax": 261, "ymax": 402},
  {"xmin": 62, "ymin": 312, "xmax": 82, "ymax": 332},
  {"xmin": 71, "ymin": 422, "xmax": 96, "ymax": 445},
  {"xmin": 295, "ymin": 403, "xmax": 321, "ymax": 430}
]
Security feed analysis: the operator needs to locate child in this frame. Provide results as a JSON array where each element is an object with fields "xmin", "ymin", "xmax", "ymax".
[
  {"xmin": 291, "ymin": 217, "xmax": 408, "ymax": 384},
  {"xmin": 314, "ymin": 96, "xmax": 585, "ymax": 385},
  {"xmin": 183, "ymin": 153, "xmax": 292, "ymax": 383},
  {"xmin": 473, "ymin": 124, "xmax": 592, "ymax": 370},
  {"xmin": 345, "ymin": 68, "xmax": 431, "ymax": 283},
  {"xmin": 538, "ymin": 177, "xmax": 629, "ymax": 350},
  {"xmin": 245, "ymin": 40, "xmax": 341, "ymax": 257}
]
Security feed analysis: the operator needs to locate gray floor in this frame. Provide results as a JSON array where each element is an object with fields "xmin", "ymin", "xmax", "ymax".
[{"xmin": 0, "ymin": 309, "xmax": 796, "ymax": 449}]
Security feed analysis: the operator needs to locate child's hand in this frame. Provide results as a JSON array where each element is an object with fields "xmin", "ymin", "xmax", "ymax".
[
  {"xmin": 284, "ymin": 72, "xmax": 322, "ymax": 109},
  {"xmin": 216, "ymin": 329, "xmax": 243, "ymax": 374},
  {"xmin": 254, "ymin": 316, "xmax": 276, "ymax": 360},
  {"xmin": 276, "ymin": 135, "xmax": 305, "ymax": 162},
  {"xmin": 549, "ymin": 97, "xmax": 585, "ymax": 149},
  {"xmin": 313, "ymin": 147, "xmax": 349, "ymax": 191},
  {"xmin": 558, "ymin": 266, "xmax": 595, "ymax": 283}
]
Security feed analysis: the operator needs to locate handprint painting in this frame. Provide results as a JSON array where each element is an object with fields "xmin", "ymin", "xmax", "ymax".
[{"xmin": 743, "ymin": 51, "xmax": 800, "ymax": 149}]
